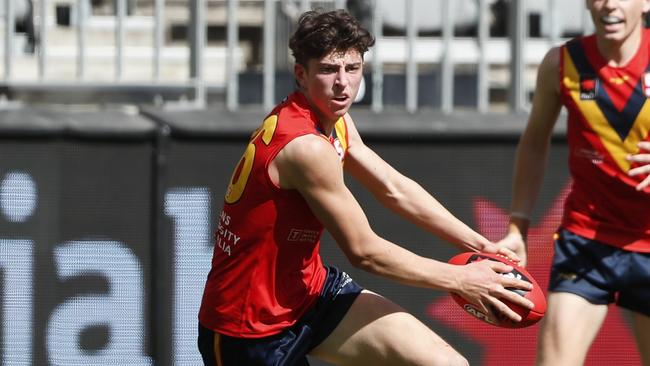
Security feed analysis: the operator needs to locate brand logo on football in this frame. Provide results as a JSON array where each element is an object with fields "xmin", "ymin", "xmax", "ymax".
[{"xmin": 463, "ymin": 304, "xmax": 497, "ymax": 325}]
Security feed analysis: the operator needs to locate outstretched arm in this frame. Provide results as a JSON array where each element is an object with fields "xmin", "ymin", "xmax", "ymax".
[
  {"xmin": 497, "ymin": 47, "xmax": 563, "ymax": 266},
  {"xmin": 274, "ymin": 133, "xmax": 533, "ymax": 322},
  {"xmin": 341, "ymin": 114, "xmax": 507, "ymax": 256}
]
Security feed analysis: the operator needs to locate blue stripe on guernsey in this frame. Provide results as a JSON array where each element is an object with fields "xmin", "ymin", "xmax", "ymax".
[{"xmin": 566, "ymin": 40, "xmax": 642, "ymax": 141}]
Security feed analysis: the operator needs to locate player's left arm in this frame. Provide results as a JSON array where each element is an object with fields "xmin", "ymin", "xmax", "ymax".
[
  {"xmin": 342, "ymin": 113, "xmax": 509, "ymax": 256},
  {"xmin": 627, "ymin": 141, "xmax": 650, "ymax": 191}
]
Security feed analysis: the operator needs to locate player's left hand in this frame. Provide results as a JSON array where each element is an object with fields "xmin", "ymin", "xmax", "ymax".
[
  {"xmin": 481, "ymin": 240, "xmax": 522, "ymax": 264},
  {"xmin": 494, "ymin": 232, "xmax": 527, "ymax": 267},
  {"xmin": 627, "ymin": 141, "xmax": 650, "ymax": 191}
]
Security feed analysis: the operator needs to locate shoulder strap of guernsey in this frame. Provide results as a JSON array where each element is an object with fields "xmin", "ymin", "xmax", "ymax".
[
  {"xmin": 566, "ymin": 39, "xmax": 649, "ymax": 141},
  {"xmin": 563, "ymin": 38, "xmax": 650, "ymax": 172}
]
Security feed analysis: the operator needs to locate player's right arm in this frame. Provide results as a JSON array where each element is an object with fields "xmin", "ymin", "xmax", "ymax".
[
  {"xmin": 272, "ymin": 133, "xmax": 534, "ymax": 322},
  {"xmin": 497, "ymin": 47, "xmax": 564, "ymax": 266}
]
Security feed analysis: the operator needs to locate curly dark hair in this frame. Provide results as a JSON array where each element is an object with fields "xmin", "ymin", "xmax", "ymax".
[{"xmin": 289, "ymin": 9, "xmax": 375, "ymax": 67}]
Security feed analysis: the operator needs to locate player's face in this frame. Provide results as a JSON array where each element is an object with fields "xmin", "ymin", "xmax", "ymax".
[
  {"xmin": 587, "ymin": 0, "xmax": 650, "ymax": 42},
  {"xmin": 295, "ymin": 49, "xmax": 363, "ymax": 125}
]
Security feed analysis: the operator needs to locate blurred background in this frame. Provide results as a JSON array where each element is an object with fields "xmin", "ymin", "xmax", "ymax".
[
  {"xmin": 0, "ymin": 1, "xmax": 643, "ymax": 365},
  {"xmin": 1, "ymin": 0, "xmax": 598, "ymax": 109}
]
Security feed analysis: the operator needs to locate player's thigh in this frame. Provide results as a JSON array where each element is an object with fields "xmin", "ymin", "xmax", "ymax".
[
  {"xmin": 631, "ymin": 311, "xmax": 650, "ymax": 366},
  {"xmin": 309, "ymin": 290, "xmax": 467, "ymax": 366},
  {"xmin": 536, "ymin": 292, "xmax": 608, "ymax": 366}
]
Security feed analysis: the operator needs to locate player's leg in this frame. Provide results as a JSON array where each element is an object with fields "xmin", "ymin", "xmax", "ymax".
[
  {"xmin": 537, "ymin": 230, "xmax": 618, "ymax": 365},
  {"xmin": 631, "ymin": 311, "xmax": 650, "ymax": 366},
  {"xmin": 309, "ymin": 289, "xmax": 468, "ymax": 366},
  {"xmin": 617, "ymin": 249, "xmax": 650, "ymax": 366},
  {"xmin": 535, "ymin": 292, "xmax": 608, "ymax": 366}
]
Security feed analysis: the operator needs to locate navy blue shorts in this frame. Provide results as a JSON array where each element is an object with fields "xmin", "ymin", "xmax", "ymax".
[
  {"xmin": 549, "ymin": 228, "xmax": 650, "ymax": 316},
  {"xmin": 198, "ymin": 266, "xmax": 363, "ymax": 366}
]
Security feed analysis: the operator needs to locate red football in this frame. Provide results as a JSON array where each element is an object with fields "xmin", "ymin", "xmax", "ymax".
[{"xmin": 447, "ymin": 252, "xmax": 547, "ymax": 328}]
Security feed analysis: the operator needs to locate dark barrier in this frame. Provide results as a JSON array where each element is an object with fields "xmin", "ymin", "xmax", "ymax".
[
  {"xmin": 0, "ymin": 108, "xmax": 157, "ymax": 365},
  {"xmin": 0, "ymin": 107, "xmax": 642, "ymax": 365}
]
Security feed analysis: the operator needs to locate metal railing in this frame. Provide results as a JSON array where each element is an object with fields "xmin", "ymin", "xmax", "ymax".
[{"xmin": 1, "ymin": 0, "xmax": 595, "ymax": 113}]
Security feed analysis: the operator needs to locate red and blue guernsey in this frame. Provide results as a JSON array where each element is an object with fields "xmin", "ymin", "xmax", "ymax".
[
  {"xmin": 199, "ymin": 91, "xmax": 350, "ymax": 337},
  {"xmin": 560, "ymin": 30, "xmax": 650, "ymax": 252}
]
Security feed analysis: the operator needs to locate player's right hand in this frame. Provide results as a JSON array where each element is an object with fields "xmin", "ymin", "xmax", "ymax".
[
  {"xmin": 453, "ymin": 259, "xmax": 533, "ymax": 323},
  {"xmin": 628, "ymin": 141, "xmax": 650, "ymax": 191}
]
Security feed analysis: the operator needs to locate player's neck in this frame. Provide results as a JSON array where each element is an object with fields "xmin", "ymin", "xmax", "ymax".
[
  {"xmin": 596, "ymin": 27, "xmax": 644, "ymax": 67},
  {"xmin": 316, "ymin": 119, "xmax": 336, "ymax": 137}
]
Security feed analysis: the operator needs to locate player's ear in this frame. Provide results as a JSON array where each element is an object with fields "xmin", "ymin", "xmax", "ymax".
[
  {"xmin": 643, "ymin": 0, "xmax": 650, "ymax": 14},
  {"xmin": 294, "ymin": 63, "xmax": 307, "ymax": 90}
]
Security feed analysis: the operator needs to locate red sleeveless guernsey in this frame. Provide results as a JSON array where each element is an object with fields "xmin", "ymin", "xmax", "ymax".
[
  {"xmin": 199, "ymin": 91, "xmax": 350, "ymax": 337},
  {"xmin": 559, "ymin": 30, "xmax": 650, "ymax": 252}
]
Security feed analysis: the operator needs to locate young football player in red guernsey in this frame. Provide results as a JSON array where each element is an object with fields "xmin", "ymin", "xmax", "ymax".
[
  {"xmin": 497, "ymin": 0, "xmax": 650, "ymax": 365},
  {"xmin": 198, "ymin": 9, "xmax": 534, "ymax": 366}
]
